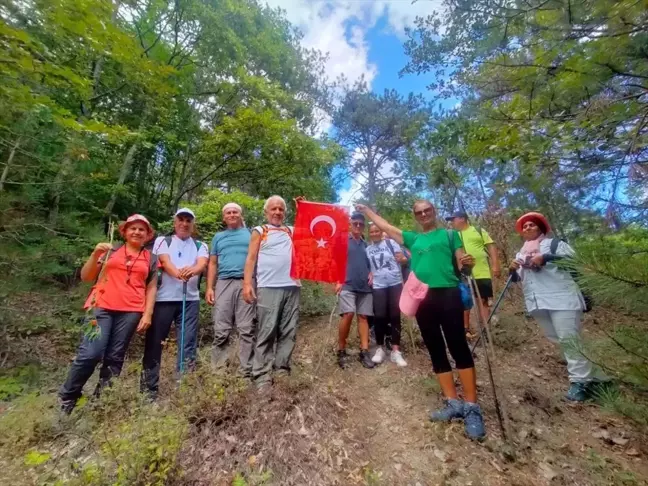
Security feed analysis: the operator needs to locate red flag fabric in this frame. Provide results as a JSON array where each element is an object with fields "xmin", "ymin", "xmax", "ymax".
[{"xmin": 291, "ymin": 201, "xmax": 349, "ymax": 284}]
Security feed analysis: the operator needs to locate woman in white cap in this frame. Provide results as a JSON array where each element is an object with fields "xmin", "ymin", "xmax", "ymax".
[{"xmin": 59, "ymin": 214, "xmax": 158, "ymax": 413}]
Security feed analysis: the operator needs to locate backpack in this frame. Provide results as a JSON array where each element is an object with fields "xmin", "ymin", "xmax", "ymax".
[
  {"xmin": 155, "ymin": 235, "xmax": 206, "ymax": 290},
  {"xmin": 445, "ymin": 230, "xmax": 473, "ymax": 310},
  {"xmin": 549, "ymin": 239, "xmax": 593, "ymax": 312},
  {"xmin": 384, "ymin": 238, "xmax": 411, "ymax": 281}
]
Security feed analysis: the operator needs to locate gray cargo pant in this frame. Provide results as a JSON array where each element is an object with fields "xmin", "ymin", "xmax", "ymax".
[
  {"xmin": 252, "ymin": 286, "xmax": 300, "ymax": 387},
  {"xmin": 211, "ymin": 279, "xmax": 256, "ymax": 377}
]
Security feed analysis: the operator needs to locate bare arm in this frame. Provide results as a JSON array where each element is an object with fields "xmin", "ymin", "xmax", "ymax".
[
  {"xmin": 206, "ymin": 255, "xmax": 218, "ymax": 305},
  {"xmin": 486, "ymin": 243, "xmax": 501, "ymax": 277},
  {"xmin": 80, "ymin": 243, "xmax": 112, "ymax": 282},
  {"xmin": 243, "ymin": 230, "xmax": 261, "ymax": 303},
  {"xmin": 137, "ymin": 275, "xmax": 158, "ymax": 333},
  {"xmin": 159, "ymin": 254, "xmax": 182, "ymax": 279},
  {"xmin": 355, "ymin": 205, "xmax": 404, "ymax": 245}
]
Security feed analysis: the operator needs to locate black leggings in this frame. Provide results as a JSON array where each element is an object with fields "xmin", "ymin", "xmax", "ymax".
[
  {"xmin": 415, "ymin": 287, "xmax": 474, "ymax": 374},
  {"xmin": 372, "ymin": 284, "xmax": 402, "ymax": 346}
]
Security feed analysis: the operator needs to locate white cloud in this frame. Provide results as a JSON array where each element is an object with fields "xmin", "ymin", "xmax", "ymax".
[{"xmin": 264, "ymin": 1, "xmax": 444, "ymax": 89}]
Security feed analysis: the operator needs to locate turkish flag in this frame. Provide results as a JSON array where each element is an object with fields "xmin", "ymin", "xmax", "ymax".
[{"xmin": 291, "ymin": 201, "xmax": 349, "ymax": 283}]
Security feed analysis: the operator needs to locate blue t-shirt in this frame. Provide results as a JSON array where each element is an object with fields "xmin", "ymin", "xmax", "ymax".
[
  {"xmin": 210, "ymin": 227, "xmax": 251, "ymax": 279},
  {"xmin": 366, "ymin": 239, "xmax": 403, "ymax": 289},
  {"xmin": 343, "ymin": 236, "xmax": 371, "ymax": 293}
]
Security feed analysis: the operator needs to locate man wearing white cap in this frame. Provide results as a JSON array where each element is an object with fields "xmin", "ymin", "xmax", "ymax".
[
  {"xmin": 140, "ymin": 208, "xmax": 208, "ymax": 399},
  {"xmin": 206, "ymin": 202, "xmax": 256, "ymax": 377}
]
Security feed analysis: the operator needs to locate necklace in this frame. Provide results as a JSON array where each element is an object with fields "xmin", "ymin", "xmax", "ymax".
[{"xmin": 124, "ymin": 246, "xmax": 144, "ymax": 285}]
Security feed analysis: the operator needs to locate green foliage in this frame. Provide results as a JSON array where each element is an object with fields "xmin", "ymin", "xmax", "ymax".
[
  {"xmin": 104, "ymin": 410, "xmax": 187, "ymax": 485},
  {"xmin": 299, "ymin": 281, "xmax": 337, "ymax": 317},
  {"xmin": 404, "ymin": 0, "xmax": 648, "ymax": 227},
  {"xmin": 568, "ymin": 228, "xmax": 648, "ymax": 314},
  {"xmin": 24, "ymin": 450, "xmax": 51, "ymax": 466},
  {"xmin": 0, "ymin": 365, "xmax": 43, "ymax": 400},
  {"xmin": 332, "ymin": 80, "xmax": 430, "ymax": 205}
]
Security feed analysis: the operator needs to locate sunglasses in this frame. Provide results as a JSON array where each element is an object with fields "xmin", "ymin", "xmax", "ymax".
[
  {"xmin": 414, "ymin": 207, "xmax": 434, "ymax": 217},
  {"xmin": 351, "ymin": 222, "xmax": 365, "ymax": 227}
]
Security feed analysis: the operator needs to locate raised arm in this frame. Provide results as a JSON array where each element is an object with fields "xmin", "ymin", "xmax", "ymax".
[
  {"xmin": 355, "ymin": 204, "xmax": 404, "ymax": 245},
  {"xmin": 243, "ymin": 230, "xmax": 261, "ymax": 303}
]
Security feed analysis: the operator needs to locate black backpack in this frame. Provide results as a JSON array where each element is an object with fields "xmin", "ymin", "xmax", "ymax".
[
  {"xmin": 385, "ymin": 239, "xmax": 411, "ymax": 281},
  {"xmin": 549, "ymin": 238, "xmax": 593, "ymax": 312}
]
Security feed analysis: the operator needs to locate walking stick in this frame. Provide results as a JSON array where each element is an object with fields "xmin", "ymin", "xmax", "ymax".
[
  {"xmin": 468, "ymin": 273, "xmax": 512, "ymax": 442},
  {"xmin": 470, "ymin": 274, "xmax": 514, "ymax": 354},
  {"xmin": 179, "ymin": 281, "xmax": 188, "ymax": 373},
  {"xmin": 313, "ymin": 295, "xmax": 339, "ymax": 378}
]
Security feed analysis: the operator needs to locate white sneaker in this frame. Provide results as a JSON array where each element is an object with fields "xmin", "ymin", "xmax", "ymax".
[
  {"xmin": 372, "ymin": 347, "xmax": 386, "ymax": 364},
  {"xmin": 390, "ymin": 350, "xmax": 408, "ymax": 367}
]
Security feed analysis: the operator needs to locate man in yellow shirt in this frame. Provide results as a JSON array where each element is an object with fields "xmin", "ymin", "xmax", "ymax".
[{"xmin": 446, "ymin": 211, "xmax": 501, "ymax": 338}]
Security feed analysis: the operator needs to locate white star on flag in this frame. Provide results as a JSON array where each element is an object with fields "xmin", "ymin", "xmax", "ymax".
[{"xmin": 316, "ymin": 238, "xmax": 327, "ymax": 248}]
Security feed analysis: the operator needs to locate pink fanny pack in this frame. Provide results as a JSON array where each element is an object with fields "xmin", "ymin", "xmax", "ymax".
[{"xmin": 399, "ymin": 271, "xmax": 429, "ymax": 317}]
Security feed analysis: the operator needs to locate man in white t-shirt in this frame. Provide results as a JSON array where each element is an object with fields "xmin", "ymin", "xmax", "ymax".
[
  {"xmin": 140, "ymin": 208, "xmax": 208, "ymax": 399},
  {"xmin": 243, "ymin": 195, "xmax": 301, "ymax": 392}
]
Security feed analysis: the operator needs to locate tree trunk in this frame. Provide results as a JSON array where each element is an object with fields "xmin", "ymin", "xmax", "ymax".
[
  {"xmin": 104, "ymin": 141, "xmax": 139, "ymax": 217},
  {"xmin": 0, "ymin": 138, "xmax": 20, "ymax": 193},
  {"xmin": 49, "ymin": 155, "xmax": 71, "ymax": 224}
]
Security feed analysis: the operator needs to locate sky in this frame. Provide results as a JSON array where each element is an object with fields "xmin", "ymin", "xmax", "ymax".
[{"xmin": 262, "ymin": 0, "xmax": 448, "ymax": 205}]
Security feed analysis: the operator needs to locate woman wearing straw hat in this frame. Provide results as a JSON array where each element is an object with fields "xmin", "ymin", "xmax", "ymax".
[
  {"xmin": 510, "ymin": 212, "xmax": 607, "ymax": 402},
  {"xmin": 58, "ymin": 214, "xmax": 158, "ymax": 413}
]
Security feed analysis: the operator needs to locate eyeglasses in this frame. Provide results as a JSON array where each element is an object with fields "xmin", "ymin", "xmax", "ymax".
[
  {"xmin": 351, "ymin": 222, "xmax": 365, "ymax": 227},
  {"xmin": 414, "ymin": 208, "xmax": 434, "ymax": 217}
]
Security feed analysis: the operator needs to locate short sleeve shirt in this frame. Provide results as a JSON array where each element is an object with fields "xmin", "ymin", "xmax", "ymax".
[
  {"xmin": 366, "ymin": 240, "xmax": 403, "ymax": 289},
  {"xmin": 154, "ymin": 236, "xmax": 208, "ymax": 302},
  {"xmin": 84, "ymin": 246, "xmax": 156, "ymax": 312},
  {"xmin": 255, "ymin": 225, "xmax": 301, "ymax": 288},
  {"xmin": 459, "ymin": 226, "xmax": 494, "ymax": 280},
  {"xmin": 210, "ymin": 228, "xmax": 251, "ymax": 279},
  {"xmin": 342, "ymin": 236, "xmax": 371, "ymax": 293},
  {"xmin": 402, "ymin": 229, "xmax": 461, "ymax": 288}
]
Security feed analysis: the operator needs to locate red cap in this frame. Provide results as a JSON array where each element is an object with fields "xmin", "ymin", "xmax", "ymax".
[
  {"xmin": 515, "ymin": 212, "xmax": 551, "ymax": 235},
  {"xmin": 119, "ymin": 214, "xmax": 154, "ymax": 236}
]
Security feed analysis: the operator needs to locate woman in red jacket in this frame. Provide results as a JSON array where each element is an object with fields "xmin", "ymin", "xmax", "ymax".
[{"xmin": 59, "ymin": 214, "xmax": 158, "ymax": 413}]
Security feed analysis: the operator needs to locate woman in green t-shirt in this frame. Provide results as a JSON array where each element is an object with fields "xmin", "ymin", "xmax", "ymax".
[{"xmin": 356, "ymin": 201, "xmax": 485, "ymax": 441}]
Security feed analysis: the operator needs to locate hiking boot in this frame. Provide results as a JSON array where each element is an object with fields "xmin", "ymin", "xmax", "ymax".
[
  {"xmin": 372, "ymin": 347, "xmax": 386, "ymax": 364},
  {"xmin": 359, "ymin": 350, "xmax": 375, "ymax": 369},
  {"xmin": 59, "ymin": 398, "xmax": 76, "ymax": 415},
  {"xmin": 463, "ymin": 402, "xmax": 486, "ymax": 440},
  {"xmin": 390, "ymin": 350, "xmax": 407, "ymax": 367},
  {"xmin": 338, "ymin": 350, "xmax": 351, "ymax": 369},
  {"xmin": 565, "ymin": 382, "xmax": 588, "ymax": 402},
  {"xmin": 429, "ymin": 398, "xmax": 464, "ymax": 422}
]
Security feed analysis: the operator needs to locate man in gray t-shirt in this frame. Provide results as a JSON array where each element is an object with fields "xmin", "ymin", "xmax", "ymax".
[{"xmin": 335, "ymin": 212, "xmax": 375, "ymax": 370}]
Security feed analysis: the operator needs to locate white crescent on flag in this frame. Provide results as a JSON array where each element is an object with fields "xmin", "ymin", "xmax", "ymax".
[{"xmin": 310, "ymin": 215, "xmax": 336, "ymax": 248}]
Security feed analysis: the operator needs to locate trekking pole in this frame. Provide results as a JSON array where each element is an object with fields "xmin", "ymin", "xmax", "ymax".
[
  {"xmin": 470, "ymin": 274, "xmax": 514, "ymax": 354},
  {"xmin": 405, "ymin": 316, "xmax": 417, "ymax": 355},
  {"xmin": 313, "ymin": 295, "xmax": 339, "ymax": 379},
  {"xmin": 468, "ymin": 274, "xmax": 512, "ymax": 442},
  {"xmin": 179, "ymin": 281, "xmax": 188, "ymax": 374}
]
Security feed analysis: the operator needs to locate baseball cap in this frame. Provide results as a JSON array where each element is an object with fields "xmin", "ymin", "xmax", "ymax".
[
  {"xmin": 445, "ymin": 211, "xmax": 468, "ymax": 221},
  {"xmin": 175, "ymin": 207, "xmax": 195, "ymax": 219},
  {"xmin": 351, "ymin": 212, "xmax": 366, "ymax": 222}
]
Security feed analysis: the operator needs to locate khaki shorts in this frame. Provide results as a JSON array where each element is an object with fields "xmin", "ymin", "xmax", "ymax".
[{"xmin": 338, "ymin": 290, "xmax": 373, "ymax": 316}]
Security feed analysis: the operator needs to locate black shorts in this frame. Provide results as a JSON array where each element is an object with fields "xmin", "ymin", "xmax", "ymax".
[{"xmin": 473, "ymin": 278, "xmax": 493, "ymax": 300}]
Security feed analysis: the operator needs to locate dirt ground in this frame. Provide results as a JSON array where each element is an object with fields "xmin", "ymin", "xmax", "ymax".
[{"xmin": 189, "ymin": 308, "xmax": 648, "ymax": 486}]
